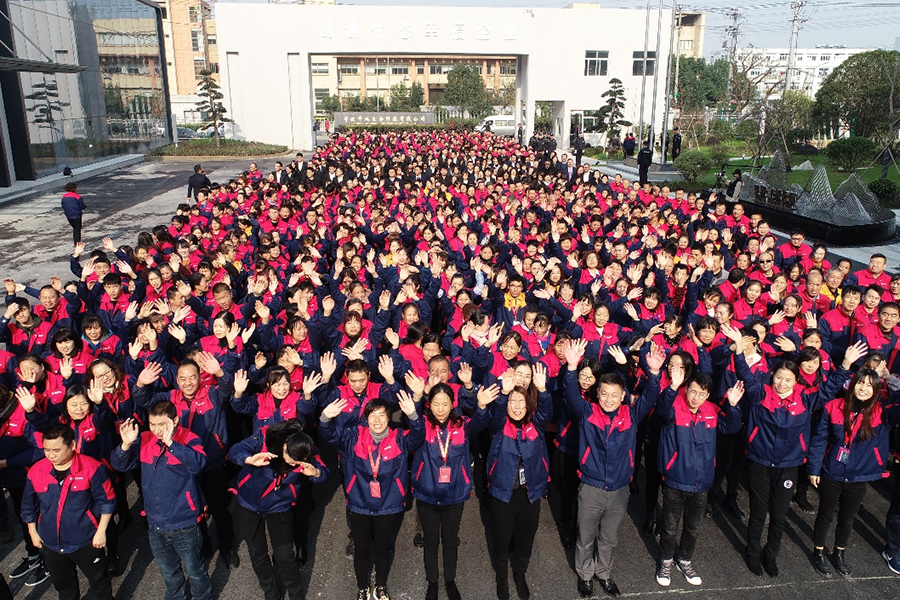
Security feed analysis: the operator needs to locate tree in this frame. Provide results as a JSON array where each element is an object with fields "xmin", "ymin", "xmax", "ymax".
[
  {"xmin": 597, "ymin": 78, "xmax": 632, "ymax": 148},
  {"xmin": 321, "ymin": 95, "xmax": 341, "ymax": 117},
  {"xmin": 195, "ymin": 70, "xmax": 231, "ymax": 148},
  {"xmin": 814, "ymin": 50, "xmax": 900, "ymax": 145},
  {"xmin": 731, "ymin": 49, "xmax": 782, "ymax": 114},
  {"xmin": 389, "ymin": 82, "xmax": 411, "ymax": 111},
  {"xmin": 409, "ymin": 82, "xmax": 425, "ymax": 109},
  {"xmin": 491, "ymin": 81, "xmax": 516, "ymax": 112},
  {"xmin": 674, "ymin": 57, "xmax": 728, "ymax": 114},
  {"xmin": 444, "ymin": 64, "xmax": 489, "ymax": 118},
  {"xmin": 765, "ymin": 90, "xmax": 815, "ymax": 159}
]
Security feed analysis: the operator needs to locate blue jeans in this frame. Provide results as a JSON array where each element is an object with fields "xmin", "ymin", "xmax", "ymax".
[{"xmin": 147, "ymin": 525, "xmax": 212, "ymax": 600}]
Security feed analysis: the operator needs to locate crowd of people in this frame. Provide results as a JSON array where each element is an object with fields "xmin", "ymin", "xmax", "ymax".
[{"xmin": 0, "ymin": 128, "xmax": 899, "ymax": 600}]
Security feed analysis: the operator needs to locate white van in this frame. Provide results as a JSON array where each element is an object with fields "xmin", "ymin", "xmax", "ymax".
[{"xmin": 474, "ymin": 115, "xmax": 517, "ymax": 137}]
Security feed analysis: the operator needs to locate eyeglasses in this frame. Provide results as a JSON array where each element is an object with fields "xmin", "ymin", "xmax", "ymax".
[
  {"xmin": 759, "ymin": 259, "xmax": 773, "ymax": 264},
  {"xmin": 94, "ymin": 370, "xmax": 114, "ymax": 378}
]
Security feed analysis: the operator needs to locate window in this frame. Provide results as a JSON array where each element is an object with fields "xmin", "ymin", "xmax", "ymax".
[
  {"xmin": 584, "ymin": 51, "xmax": 608, "ymax": 76},
  {"xmin": 678, "ymin": 39, "xmax": 693, "ymax": 51},
  {"xmin": 193, "ymin": 60, "xmax": 206, "ymax": 78},
  {"xmin": 206, "ymin": 35, "xmax": 216, "ymax": 45},
  {"xmin": 160, "ymin": 7, "xmax": 167, "ymax": 19},
  {"xmin": 796, "ymin": 55, "xmax": 803, "ymax": 61},
  {"xmin": 500, "ymin": 63, "xmax": 517, "ymax": 75},
  {"xmin": 808, "ymin": 55, "xmax": 816, "ymax": 61},
  {"xmin": 314, "ymin": 88, "xmax": 329, "ymax": 111},
  {"xmin": 820, "ymin": 55, "xmax": 831, "ymax": 61},
  {"xmin": 189, "ymin": 6, "xmax": 199, "ymax": 23},
  {"xmin": 417, "ymin": 62, "xmax": 424, "ymax": 75},
  {"xmin": 391, "ymin": 65, "xmax": 408, "ymax": 75},
  {"xmin": 632, "ymin": 51, "xmax": 655, "ymax": 76},
  {"xmin": 339, "ymin": 64, "xmax": 359, "ymax": 75},
  {"xmin": 366, "ymin": 63, "xmax": 387, "ymax": 75},
  {"xmin": 311, "ymin": 63, "xmax": 329, "ymax": 74},
  {"xmin": 779, "ymin": 53, "xmax": 789, "ymax": 61},
  {"xmin": 190, "ymin": 30, "xmax": 201, "ymax": 52},
  {"xmin": 429, "ymin": 64, "xmax": 451, "ymax": 75}
]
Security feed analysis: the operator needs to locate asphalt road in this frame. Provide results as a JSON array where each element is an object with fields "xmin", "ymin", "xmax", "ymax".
[{"xmin": 0, "ymin": 157, "xmax": 897, "ymax": 600}]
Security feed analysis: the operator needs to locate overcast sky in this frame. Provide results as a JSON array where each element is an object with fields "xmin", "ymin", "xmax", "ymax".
[{"xmin": 329, "ymin": 0, "xmax": 900, "ymax": 56}]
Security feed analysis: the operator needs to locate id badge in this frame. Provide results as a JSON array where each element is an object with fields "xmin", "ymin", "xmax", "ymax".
[
  {"xmin": 836, "ymin": 446, "xmax": 851, "ymax": 464},
  {"xmin": 370, "ymin": 481, "xmax": 382, "ymax": 498},
  {"xmin": 439, "ymin": 466, "xmax": 452, "ymax": 484},
  {"xmin": 517, "ymin": 467, "xmax": 527, "ymax": 486}
]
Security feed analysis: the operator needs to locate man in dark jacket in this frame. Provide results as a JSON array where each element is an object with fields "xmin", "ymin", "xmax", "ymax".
[
  {"xmin": 112, "ymin": 401, "xmax": 211, "ymax": 600},
  {"xmin": 22, "ymin": 424, "xmax": 116, "ymax": 600},
  {"xmin": 61, "ymin": 183, "xmax": 86, "ymax": 245},
  {"xmin": 187, "ymin": 165, "xmax": 211, "ymax": 200},
  {"xmin": 638, "ymin": 142, "xmax": 653, "ymax": 186}
]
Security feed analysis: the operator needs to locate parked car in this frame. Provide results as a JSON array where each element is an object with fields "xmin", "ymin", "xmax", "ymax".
[{"xmin": 177, "ymin": 127, "xmax": 203, "ymax": 140}]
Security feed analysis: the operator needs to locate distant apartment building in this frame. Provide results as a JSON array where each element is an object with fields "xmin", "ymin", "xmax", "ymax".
[{"xmin": 737, "ymin": 45, "xmax": 869, "ymax": 100}]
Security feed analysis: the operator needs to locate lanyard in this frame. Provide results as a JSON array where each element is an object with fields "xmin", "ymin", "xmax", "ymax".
[
  {"xmin": 368, "ymin": 444, "xmax": 382, "ymax": 479},
  {"xmin": 437, "ymin": 428, "xmax": 451, "ymax": 465},
  {"xmin": 843, "ymin": 410, "xmax": 866, "ymax": 448}
]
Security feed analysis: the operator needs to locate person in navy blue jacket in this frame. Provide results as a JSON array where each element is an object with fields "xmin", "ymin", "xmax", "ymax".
[
  {"xmin": 320, "ymin": 391, "xmax": 424, "ymax": 600},
  {"xmin": 731, "ymin": 325, "xmax": 867, "ymax": 579},
  {"xmin": 563, "ymin": 339, "xmax": 660, "ymax": 599},
  {"xmin": 61, "ymin": 182, "xmax": 86, "ymax": 245},
  {"xmin": 111, "ymin": 401, "xmax": 211, "ymax": 600},
  {"xmin": 21, "ymin": 423, "xmax": 115, "ymax": 600},
  {"xmin": 653, "ymin": 371, "xmax": 743, "ymax": 588},
  {"xmin": 411, "ymin": 382, "xmax": 495, "ymax": 600},
  {"xmin": 807, "ymin": 369, "xmax": 900, "ymax": 577},
  {"xmin": 484, "ymin": 362, "xmax": 551, "ymax": 600},
  {"xmin": 229, "ymin": 419, "xmax": 328, "ymax": 600}
]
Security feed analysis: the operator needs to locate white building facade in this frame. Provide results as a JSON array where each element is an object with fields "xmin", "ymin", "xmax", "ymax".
[
  {"xmin": 738, "ymin": 45, "xmax": 869, "ymax": 100},
  {"xmin": 214, "ymin": 2, "xmax": 678, "ymax": 151}
]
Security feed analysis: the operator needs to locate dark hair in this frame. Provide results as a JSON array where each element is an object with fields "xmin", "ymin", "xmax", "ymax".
[
  {"xmin": 61, "ymin": 385, "xmax": 93, "ymax": 423},
  {"xmin": 149, "ymin": 400, "xmax": 177, "ymax": 420},
  {"xmin": 688, "ymin": 372, "xmax": 713, "ymax": 394},
  {"xmin": 50, "ymin": 326, "xmax": 83, "ymax": 358},
  {"xmin": 665, "ymin": 350, "xmax": 696, "ymax": 383},
  {"xmin": 796, "ymin": 346, "xmax": 824, "ymax": 388},
  {"xmin": 402, "ymin": 321, "xmax": 429, "ymax": 346},
  {"xmin": 63, "ymin": 182, "xmax": 78, "ymax": 193},
  {"xmin": 266, "ymin": 366, "xmax": 291, "ymax": 390},
  {"xmin": 770, "ymin": 360, "xmax": 801, "ymax": 384},
  {"xmin": 363, "ymin": 397, "xmax": 391, "ymax": 422},
  {"xmin": 426, "ymin": 383, "xmax": 463, "ymax": 428},
  {"xmin": 844, "ymin": 369, "xmax": 883, "ymax": 442},
  {"xmin": 265, "ymin": 419, "xmax": 313, "ymax": 474},
  {"xmin": 43, "ymin": 422, "xmax": 75, "ymax": 446}
]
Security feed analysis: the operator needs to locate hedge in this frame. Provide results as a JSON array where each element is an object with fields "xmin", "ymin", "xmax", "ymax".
[
  {"xmin": 151, "ymin": 139, "xmax": 288, "ymax": 157},
  {"xmin": 335, "ymin": 121, "xmax": 478, "ymax": 134}
]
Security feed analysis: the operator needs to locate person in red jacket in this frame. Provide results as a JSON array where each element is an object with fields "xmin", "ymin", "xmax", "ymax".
[{"xmin": 21, "ymin": 423, "xmax": 116, "ymax": 600}]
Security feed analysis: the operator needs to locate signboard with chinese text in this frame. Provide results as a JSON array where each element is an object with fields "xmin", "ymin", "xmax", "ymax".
[{"xmin": 333, "ymin": 112, "xmax": 436, "ymax": 126}]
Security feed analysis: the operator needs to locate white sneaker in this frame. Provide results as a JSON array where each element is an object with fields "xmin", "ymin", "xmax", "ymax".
[
  {"xmin": 677, "ymin": 559, "xmax": 702, "ymax": 585},
  {"xmin": 656, "ymin": 559, "xmax": 673, "ymax": 586}
]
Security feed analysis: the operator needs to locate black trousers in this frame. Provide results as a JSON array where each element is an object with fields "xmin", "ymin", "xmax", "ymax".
[
  {"xmin": 746, "ymin": 461, "xmax": 797, "ymax": 560},
  {"xmin": 43, "ymin": 544, "xmax": 112, "ymax": 600},
  {"xmin": 348, "ymin": 511, "xmax": 402, "ymax": 589},
  {"xmin": 659, "ymin": 486, "xmax": 707, "ymax": 561},
  {"xmin": 67, "ymin": 217, "xmax": 82, "ymax": 244},
  {"xmin": 639, "ymin": 166, "xmax": 650, "ymax": 186},
  {"xmin": 200, "ymin": 464, "xmax": 234, "ymax": 553},
  {"xmin": 7, "ymin": 487, "xmax": 38, "ymax": 557},
  {"xmin": 417, "ymin": 500, "xmax": 464, "ymax": 583},
  {"xmin": 233, "ymin": 503, "xmax": 302, "ymax": 600},
  {"xmin": 888, "ymin": 463, "xmax": 900, "ymax": 556},
  {"xmin": 712, "ymin": 430, "xmax": 745, "ymax": 501},
  {"xmin": 491, "ymin": 488, "xmax": 540, "ymax": 582},
  {"xmin": 813, "ymin": 478, "xmax": 868, "ymax": 549},
  {"xmin": 551, "ymin": 449, "xmax": 579, "ymax": 531}
]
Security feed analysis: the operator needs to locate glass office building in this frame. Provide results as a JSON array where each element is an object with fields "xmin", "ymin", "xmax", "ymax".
[{"xmin": 0, "ymin": 0, "xmax": 170, "ymax": 185}]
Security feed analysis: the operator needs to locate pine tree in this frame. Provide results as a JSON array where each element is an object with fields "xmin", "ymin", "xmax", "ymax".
[{"xmin": 195, "ymin": 70, "xmax": 232, "ymax": 148}]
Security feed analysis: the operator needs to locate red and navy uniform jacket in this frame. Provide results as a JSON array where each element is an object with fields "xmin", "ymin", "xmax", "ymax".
[
  {"xmin": 656, "ymin": 387, "xmax": 741, "ymax": 493},
  {"xmin": 23, "ymin": 289, "xmax": 82, "ymax": 330},
  {"xmin": 110, "ymin": 428, "xmax": 207, "ymax": 532},
  {"xmin": 319, "ymin": 416, "xmax": 425, "ymax": 516},
  {"xmin": 485, "ymin": 390, "xmax": 553, "ymax": 504},
  {"xmin": 736, "ymin": 353, "xmax": 851, "ymax": 468},
  {"xmin": 231, "ymin": 389, "xmax": 317, "ymax": 432},
  {"xmin": 852, "ymin": 323, "xmax": 900, "ymax": 373},
  {"xmin": 0, "ymin": 405, "xmax": 42, "ymax": 488},
  {"xmin": 775, "ymin": 241, "xmax": 811, "ymax": 270},
  {"xmin": 808, "ymin": 397, "xmax": 900, "ymax": 483},
  {"xmin": 564, "ymin": 369, "xmax": 657, "ymax": 491},
  {"xmin": 0, "ymin": 316, "xmax": 52, "ymax": 357},
  {"xmin": 412, "ymin": 408, "xmax": 490, "ymax": 506},
  {"xmin": 26, "ymin": 403, "xmax": 115, "ymax": 462},
  {"xmin": 45, "ymin": 351, "xmax": 94, "ymax": 383},
  {"xmin": 16, "ymin": 371, "xmax": 66, "ymax": 416},
  {"xmin": 229, "ymin": 430, "xmax": 328, "ymax": 514},
  {"xmin": 83, "ymin": 333, "xmax": 122, "ymax": 361},
  {"xmin": 733, "ymin": 298, "xmax": 768, "ymax": 324},
  {"xmin": 0, "ymin": 349, "xmax": 16, "ymax": 390},
  {"xmin": 819, "ymin": 307, "xmax": 864, "ymax": 362},
  {"xmin": 846, "ymin": 268, "xmax": 891, "ymax": 290},
  {"xmin": 21, "ymin": 453, "xmax": 116, "ymax": 554},
  {"xmin": 133, "ymin": 376, "xmax": 234, "ymax": 471}
]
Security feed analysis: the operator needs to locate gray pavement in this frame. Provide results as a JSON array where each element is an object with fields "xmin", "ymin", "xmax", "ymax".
[{"xmin": 0, "ymin": 159, "xmax": 899, "ymax": 599}]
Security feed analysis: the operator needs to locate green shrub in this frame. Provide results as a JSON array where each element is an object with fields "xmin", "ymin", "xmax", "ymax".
[
  {"xmin": 708, "ymin": 144, "xmax": 729, "ymax": 169},
  {"xmin": 869, "ymin": 178, "xmax": 900, "ymax": 206},
  {"xmin": 707, "ymin": 120, "xmax": 734, "ymax": 145},
  {"xmin": 823, "ymin": 137, "xmax": 876, "ymax": 172},
  {"xmin": 151, "ymin": 139, "xmax": 288, "ymax": 157},
  {"xmin": 673, "ymin": 150, "xmax": 713, "ymax": 184}
]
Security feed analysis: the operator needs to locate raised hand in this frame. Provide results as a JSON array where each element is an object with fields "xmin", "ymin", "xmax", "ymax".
[
  {"xmin": 245, "ymin": 452, "xmax": 277, "ymax": 467},
  {"xmin": 168, "ymin": 323, "xmax": 187, "ymax": 344},
  {"xmin": 726, "ymin": 380, "xmax": 745, "ymax": 407},
  {"xmin": 302, "ymin": 372, "xmax": 324, "ymax": 398},
  {"xmin": 607, "ymin": 345, "xmax": 628, "ymax": 366},
  {"xmin": 477, "ymin": 384, "xmax": 501, "ymax": 409},
  {"xmin": 196, "ymin": 351, "xmax": 223, "ymax": 376},
  {"xmin": 532, "ymin": 362, "xmax": 548, "ymax": 392},
  {"xmin": 322, "ymin": 397, "xmax": 348, "ymax": 419},
  {"xmin": 398, "ymin": 390, "xmax": 418, "ymax": 417},
  {"xmin": 15, "ymin": 387, "xmax": 37, "ymax": 413},
  {"xmin": 254, "ymin": 352, "xmax": 267, "ymax": 370},
  {"xmin": 136, "ymin": 362, "xmax": 162, "ymax": 387},
  {"xmin": 88, "ymin": 378, "xmax": 104, "ymax": 405},
  {"xmin": 404, "ymin": 372, "xmax": 426, "ymax": 397},
  {"xmin": 234, "ymin": 370, "xmax": 249, "ymax": 396},
  {"xmin": 842, "ymin": 341, "xmax": 869, "ymax": 369},
  {"xmin": 319, "ymin": 352, "xmax": 337, "ymax": 382},
  {"xmin": 499, "ymin": 368, "xmax": 516, "ymax": 395},
  {"xmin": 773, "ymin": 336, "xmax": 796, "ymax": 353},
  {"xmin": 646, "ymin": 342, "xmax": 667, "ymax": 374},
  {"xmin": 119, "ymin": 418, "xmax": 139, "ymax": 448},
  {"xmin": 564, "ymin": 339, "xmax": 587, "ymax": 368},
  {"xmin": 384, "ymin": 328, "xmax": 400, "ymax": 349},
  {"xmin": 241, "ymin": 323, "xmax": 256, "ymax": 344},
  {"xmin": 255, "ymin": 301, "xmax": 271, "ymax": 322},
  {"xmin": 59, "ymin": 357, "xmax": 74, "ymax": 380},
  {"xmin": 457, "ymin": 362, "xmax": 473, "ymax": 386},
  {"xmin": 377, "ymin": 355, "xmax": 396, "ymax": 384}
]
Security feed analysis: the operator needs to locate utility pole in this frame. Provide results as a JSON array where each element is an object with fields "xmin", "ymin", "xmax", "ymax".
[
  {"xmin": 673, "ymin": 7, "xmax": 683, "ymax": 104},
  {"xmin": 784, "ymin": 1, "xmax": 808, "ymax": 91},
  {"xmin": 638, "ymin": 0, "xmax": 653, "ymax": 145},
  {"xmin": 723, "ymin": 9, "xmax": 743, "ymax": 101}
]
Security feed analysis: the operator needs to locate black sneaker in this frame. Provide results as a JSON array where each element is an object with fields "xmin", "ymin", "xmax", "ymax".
[
  {"xmin": 413, "ymin": 533, "xmax": 424, "ymax": 548},
  {"xmin": 9, "ymin": 555, "xmax": 40, "ymax": 579},
  {"xmin": 23, "ymin": 564, "xmax": 50, "ymax": 587}
]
